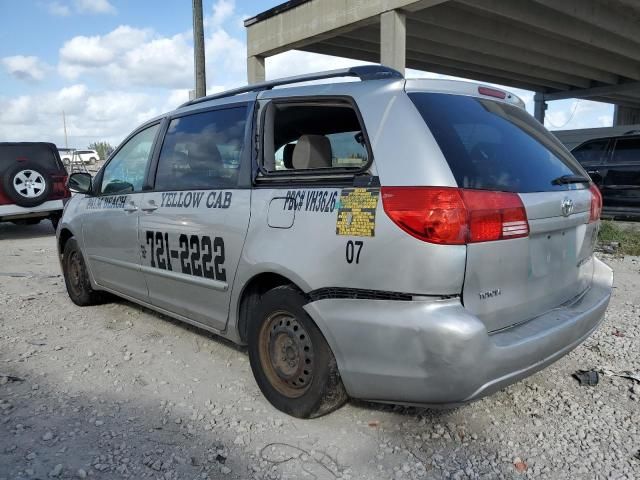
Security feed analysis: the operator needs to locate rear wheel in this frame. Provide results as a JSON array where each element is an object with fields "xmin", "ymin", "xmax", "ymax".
[
  {"xmin": 62, "ymin": 237, "xmax": 109, "ymax": 306},
  {"xmin": 2, "ymin": 163, "xmax": 51, "ymax": 207},
  {"xmin": 248, "ymin": 285, "xmax": 347, "ymax": 418}
]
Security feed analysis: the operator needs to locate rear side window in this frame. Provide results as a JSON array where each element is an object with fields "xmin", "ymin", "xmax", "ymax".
[
  {"xmin": 408, "ymin": 93, "xmax": 585, "ymax": 192},
  {"xmin": 611, "ymin": 137, "xmax": 640, "ymax": 164},
  {"xmin": 154, "ymin": 106, "xmax": 247, "ymax": 191},
  {"xmin": 262, "ymin": 101, "xmax": 369, "ymax": 173},
  {"xmin": 572, "ymin": 139, "xmax": 609, "ymax": 166}
]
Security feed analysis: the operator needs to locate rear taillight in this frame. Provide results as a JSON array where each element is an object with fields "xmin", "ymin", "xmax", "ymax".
[
  {"xmin": 51, "ymin": 175, "xmax": 71, "ymax": 199},
  {"xmin": 381, "ymin": 187, "xmax": 529, "ymax": 245},
  {"xmin": 589, "ymin": 184, "xmax": 602, "ymax": 223},
  {"xmin": 0, "ymin": 189, "xmax": 12, "ymax": 206}
]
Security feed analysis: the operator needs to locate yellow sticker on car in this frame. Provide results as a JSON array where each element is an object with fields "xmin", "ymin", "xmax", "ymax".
[{"xmin": 335, "ymin": 188, "xmax": 379, "ymax": 237}]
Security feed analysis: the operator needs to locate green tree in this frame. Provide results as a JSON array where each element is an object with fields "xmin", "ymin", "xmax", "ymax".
[{"xmin": 88, "ymin": 141, "xmax": 114, "ymax": 161}]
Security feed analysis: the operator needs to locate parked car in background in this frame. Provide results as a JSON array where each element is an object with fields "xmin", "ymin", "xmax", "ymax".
[
  {"xmin": 1, "ymin": 142, "xmax": 71, "ymax": 229},
  {"xmin": 57, "ymin": 148, "xmax": 99, "ymax": 166},
  {"xmin": 58, "ymin": 148, "xmax": 73, "ymax": 165},
  {"xmin": 572, "ymin": 130, "xmax": 640, "ymax": 219},
  {"xmin": 76, "ymin": 149, "xmax": 99, "ymax": 164}
]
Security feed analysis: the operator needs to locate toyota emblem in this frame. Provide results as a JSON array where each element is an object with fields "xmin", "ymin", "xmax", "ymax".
[{"xmin": 561, "ymin": 198, "xmax": 574, "ymax": 217}]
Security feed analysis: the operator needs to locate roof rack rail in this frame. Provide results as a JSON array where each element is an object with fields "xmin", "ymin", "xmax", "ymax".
[{"xmin": 180, "ymin": 65, "xmax": 403, "ymax": 108}]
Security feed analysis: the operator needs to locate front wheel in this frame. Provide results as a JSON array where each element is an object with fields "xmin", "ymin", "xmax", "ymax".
[
  {"xmin": 248, "ymin": 285, "xmax": 347, "ymax": 418},
  {"xmin": 62, "ymin": 237, "xmax": 109, "ymax": 306}
]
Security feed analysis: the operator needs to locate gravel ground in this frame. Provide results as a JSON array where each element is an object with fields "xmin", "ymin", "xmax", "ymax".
[{"xmin": 0, "ymin": 222, "xmax": 639, "ymax": 480}]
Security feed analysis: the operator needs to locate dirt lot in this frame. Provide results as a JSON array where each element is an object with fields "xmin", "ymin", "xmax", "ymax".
[{"xmin": 1, "ymin": 222, "xmax": 639, "ymax": 479}]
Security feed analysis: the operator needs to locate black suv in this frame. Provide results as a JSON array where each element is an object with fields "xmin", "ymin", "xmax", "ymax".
[
  {"xmin": 0, "ymin": 142, "xmax": 71, "ymax": 229},
  {"xmin": 572, "ymin": 131, "xmax": 640, "ymax": 219}
]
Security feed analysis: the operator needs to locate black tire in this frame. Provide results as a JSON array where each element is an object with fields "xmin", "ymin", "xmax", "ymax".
[
  {"xmin": 50, "ymin": 215, "xmax": 60, "ymax": 231},
  {"xmin": 62, "ymin": 237, "xmax": 109, "ymax": 306},
  {"xmin": 2, "ymin": 163, "xmax": 52, "ymax": 208},
  {"xmin": 248, "ymin": 285, "xmax": 348, "ymax": 418}
]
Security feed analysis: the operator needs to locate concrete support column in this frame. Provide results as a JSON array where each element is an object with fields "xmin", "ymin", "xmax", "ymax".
[
  {"xmin": 380, "ymin": 9, "xmax": 406, "ymax": 75},
  {"xmin": 247, "ymin": 55, "xmax": 265, "ymax": 84},
  {"xmin": 533, "ymin": 93, "xmax": 547, "ymax": 124},
  {"xmin": 614, "ymin": 105, "xmax": 640, "ymax": 126}
]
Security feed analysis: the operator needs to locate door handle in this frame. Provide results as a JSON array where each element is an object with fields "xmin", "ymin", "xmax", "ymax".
[
  {"xmin": 141, "ymin": 201, "xmax": 158, "ymax": 212},
  {"xmin": 123, "ymin": 202, "xmax": 138, "ymax": 212}
]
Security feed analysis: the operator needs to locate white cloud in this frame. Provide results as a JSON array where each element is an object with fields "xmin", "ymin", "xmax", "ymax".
[
  {"xmin": 2, "ymin": 55, "xmax": 48, "ymax": 82},
  {"xmin": 0, "ymin": 85, "xmax": 167, "ymax": 147},
  {"xmin": 74, "ymin": 0, "xmax": 116, "ymax": 15},
  {"xmin": 266, "ymin": 50, "xmax": 369, "ymax": 80},
  {"xmin": 58, "ymin": 26, "xmax": 191, "ymax": 88},
  {"xmin": 47, "ymin": 1, "xmax": 71, "ymax": 16},
  {"xmin": 210, "ymin": 0, "xmax": 235, "ymax": 27},
  {"xmin": 545, "ymin": 100, "xmax": 614, "ymax": 130}
]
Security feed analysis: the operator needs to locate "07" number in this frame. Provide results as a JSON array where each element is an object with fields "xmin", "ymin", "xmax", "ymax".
[{"xmin": 345, "ymin": 240, "xmax": 363, "ymax": 264}]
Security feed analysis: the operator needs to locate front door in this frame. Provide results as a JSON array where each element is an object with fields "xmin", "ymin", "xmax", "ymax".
[
  {"xmin": 138, "ymin": 106, "xmax": 251, "ymax": 330},
  {"xmin": 82, "ymin": 123, "xmax": 160, "ymax": 301}
]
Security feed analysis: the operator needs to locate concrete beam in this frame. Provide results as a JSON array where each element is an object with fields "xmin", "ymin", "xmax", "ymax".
[
  {"xmin": 403, "ymin": 21, "xmax": 619, "ymax": 85},
  {"xmin": 346, "ymin": 24, "xmax": 607, "ymax": 86},
  {"xmin": 247, "ymin": 55, "xmax": 265, "ymax": 84},
  {"xmin": 592, "ymin": 96, "xmax": 640, "ymax": 109},
  {"xmin": 540, "ymin": 82, "xmax": 640, "ymax": 102},
  {"xmin": 246, "ymin": 0, "xmax": 448, "ymax": 58},
  {"xmin": 308, "ymin": 40, "xmax": 571, "ymax": 90},
  {"xmin": 614, "ymin": 105, "xmax": 640, "ymax": 126},
  {"xmin": 333, "ymin": 33, "xmax": 590, "ymax": 88},
  {"xmin": 380, "ymin": 10, "xmax": 406, "ymax": 74},
  {"xmin": 412, "ymin": 3, "xmax": 640, "ymax": 80},
  {"xmin": 457, "ymin": 0, "xmax": 640, "ymax": 63},
  {"xmin": 532, "ymin": 0, "xmax": 640, "ymax": 45}
]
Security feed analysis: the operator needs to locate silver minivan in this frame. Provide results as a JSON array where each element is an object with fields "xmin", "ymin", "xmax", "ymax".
[{"xmin": 57, "ymin": 66, "xmax": 613, "ymax": 418}]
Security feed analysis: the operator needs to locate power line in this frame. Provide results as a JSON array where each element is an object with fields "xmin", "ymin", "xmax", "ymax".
[{"xmin": 545, "ymin": 99, "xmax": 581, "ymax": 130}]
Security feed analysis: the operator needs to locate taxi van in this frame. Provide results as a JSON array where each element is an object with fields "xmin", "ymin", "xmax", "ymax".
[{"xmin": 57, "ymin": 66, "xmax": 613, "ymax": 418}]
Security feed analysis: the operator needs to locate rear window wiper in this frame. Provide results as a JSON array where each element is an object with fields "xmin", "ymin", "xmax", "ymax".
[{"xmin": 551, "ymin": 174, "xmax": 591, "ymax": 185}]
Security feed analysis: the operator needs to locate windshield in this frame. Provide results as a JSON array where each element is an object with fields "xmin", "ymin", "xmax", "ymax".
[{"xmin": 409, "ymin": 92, "xmax": 587, "ymax": 193}]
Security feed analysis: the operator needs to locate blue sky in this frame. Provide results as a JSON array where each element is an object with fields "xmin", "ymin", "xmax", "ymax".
[{"xmin": 0, "ymin": 0, "xmax": 613, "ymax": 148}]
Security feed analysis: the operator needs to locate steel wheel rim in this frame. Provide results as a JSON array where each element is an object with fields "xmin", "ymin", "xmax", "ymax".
[
  {"xmin": 13, "ymin": 170, "xmax": 45, "ymax": 198},
  {"xmin": 68, "ymin": 251, "xmax": 84, "ymax": 295},
  {"xmin": 258, "ymin": 310, "xmax": 314, "ymax": 398}
]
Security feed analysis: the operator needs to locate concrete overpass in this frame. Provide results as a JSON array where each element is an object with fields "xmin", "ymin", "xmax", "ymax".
[{"xmin": 244, "ymin": 0, "xmax": 640, "ymax": 125}]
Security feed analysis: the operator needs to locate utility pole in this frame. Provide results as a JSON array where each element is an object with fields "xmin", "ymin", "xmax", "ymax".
[
  {"xmin": 192, "ymin": 0, "xmax": 206, "ymax": 99},
  {"xmin": 62, "ymin": 111, "xmax": 68, "ymax": 148}
]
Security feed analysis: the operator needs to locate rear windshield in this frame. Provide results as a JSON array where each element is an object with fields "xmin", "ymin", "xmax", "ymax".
[
  {"xmin": 408, "ymin": 92, "xmax": 586, "ymax": 193},
  {"xmin": 0, "ymin": 143, "xmax": 64, "ymax": 171}
]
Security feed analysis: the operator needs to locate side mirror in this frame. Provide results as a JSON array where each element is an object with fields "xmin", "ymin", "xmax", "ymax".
[{"xmin": 67, "ymin": 172, "xmax": 93, "ymax": 194}]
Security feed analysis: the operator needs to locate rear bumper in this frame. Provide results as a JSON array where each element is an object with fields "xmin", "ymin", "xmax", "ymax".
[
  {"xmin": 304, "ymin": 257, "xmax": 613, "ymax": 405},
  {"xmin": 0, "ymin": 199, "xmax": 64, "ymax": 220}
]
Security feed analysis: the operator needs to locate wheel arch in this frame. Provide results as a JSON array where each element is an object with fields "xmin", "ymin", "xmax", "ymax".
[
  {"xmin": 236, "ymin": 272, "xmax": 307, "ymax": 344},
  {"xmin": 58, "ymin": 227, "xmax": 74, "ymax": 257}
]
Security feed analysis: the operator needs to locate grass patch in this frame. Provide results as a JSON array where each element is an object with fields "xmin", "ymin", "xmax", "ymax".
[{"xmin": 598, "ymin": 220, "xmax": 640, "ymax": 256}]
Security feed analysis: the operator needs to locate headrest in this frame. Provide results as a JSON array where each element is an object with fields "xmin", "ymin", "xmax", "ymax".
[
  {"xmin": 292, "ymin": 135, "xmax": 332, "ymax": 169},
  {"xmin": 283, "ymin": 143, "xmax": 295, "ymax": 169}
]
